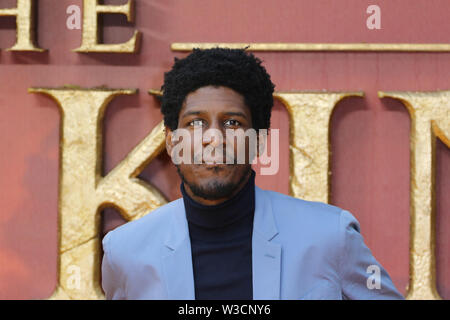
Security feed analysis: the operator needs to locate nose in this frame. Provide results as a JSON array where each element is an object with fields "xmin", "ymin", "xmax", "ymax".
[{"xmin": 202, "ymin": 126, "xmax": 224, "ymax": 148}]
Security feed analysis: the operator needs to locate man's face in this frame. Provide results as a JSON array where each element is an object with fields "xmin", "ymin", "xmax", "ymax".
[{"xmin": 165, "ymin": 85, "xmax": 254, "ymax": 203}]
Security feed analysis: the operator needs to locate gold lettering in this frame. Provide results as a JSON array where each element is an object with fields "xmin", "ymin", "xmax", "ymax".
[
  {"xmin": 29, "ymin": 87, "xmax": 167, "ymax": 299},
  {"xmin": 0, "ymin": 0, "xmax": 44, "ymax": 51},
  {"xmin": 274, "ymin": 92, "xmax": 364, "ymax": 202},
  {"xmin": 379, "ymin": 90, "xmax": 450, "ymax": 300},
  {"xmin": 74, "ymin": 0, "xmax": 140, "ymax": 53},
  {"xmin": 30, "ymin": 87, "xmax": 449, "ymax": 300}
]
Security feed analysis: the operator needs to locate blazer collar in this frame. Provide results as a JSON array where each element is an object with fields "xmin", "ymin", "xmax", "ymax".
[
  {"xmin": 252, "ymin": 186, "xmax": 281, "ymax": 299},
  {"xmin": 253, "ymin": 186, "xmax": 279, "ymax": 241},
  {"xmin": 164, "ymin": 198, "xmax": 188, "ymax": 251},
  {"xmin": 162, "ymin": 185, "xmax": 281, "ymax": 300},
  {"xmin": 162, "ymin": 198, "xmax": 195, "ymax": 299}
]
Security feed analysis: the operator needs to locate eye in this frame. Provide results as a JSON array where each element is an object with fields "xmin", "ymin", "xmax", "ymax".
[
  {"xmin": 189, "ymin": 119, "xmax": 206, "ymax": 128},
  {"xmin": 224, "ymin": 119, "xmax": 241, "ymax": 127}
]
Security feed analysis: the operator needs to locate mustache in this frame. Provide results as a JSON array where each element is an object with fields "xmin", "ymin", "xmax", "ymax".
[{"xmin": 193, "ymin": 149, "xmax": 237, "ymax": 164}]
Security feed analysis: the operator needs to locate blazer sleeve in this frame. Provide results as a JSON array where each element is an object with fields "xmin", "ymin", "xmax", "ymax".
[
  {"xmin": 101, "ymin": 231, "xmax": 127, "ymax": 300},
  {"xmin": 338, "ymin": 210, "xmax": 404, "ymax": 300}
]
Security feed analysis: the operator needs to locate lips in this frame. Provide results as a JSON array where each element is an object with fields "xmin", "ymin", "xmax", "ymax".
[{"xmin": 194, "ymin": 153, "xmax": 235, "ymax": 165}]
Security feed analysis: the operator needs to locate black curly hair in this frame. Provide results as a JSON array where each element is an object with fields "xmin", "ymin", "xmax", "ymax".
[{"xmin": 161, "ymin": 47, "xmax": 275, "ymax": 131}]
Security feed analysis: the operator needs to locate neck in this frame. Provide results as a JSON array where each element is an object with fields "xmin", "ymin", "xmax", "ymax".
[{"xmin": 181, "ymin": 169, "xmax": 256, "ymax": 231}]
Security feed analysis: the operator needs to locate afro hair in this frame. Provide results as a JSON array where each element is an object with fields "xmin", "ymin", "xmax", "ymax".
[{"xmin": 161, "ymin": 47, "xmax": 275, "ymax": 131}]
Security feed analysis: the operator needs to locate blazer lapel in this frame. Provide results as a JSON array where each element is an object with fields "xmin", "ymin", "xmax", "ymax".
[
  {"xmin": 252, "ymin": 186, "xmax": 282, "ymax": 300},
  {"xmin": 162, "ymin": 200, "xmax": 195, "ymax": 299}
]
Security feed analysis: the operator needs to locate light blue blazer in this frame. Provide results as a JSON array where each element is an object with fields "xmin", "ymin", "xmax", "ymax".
[{"xmin": 102, "ymin": 186, "xmax": 404, "ymax": 300}]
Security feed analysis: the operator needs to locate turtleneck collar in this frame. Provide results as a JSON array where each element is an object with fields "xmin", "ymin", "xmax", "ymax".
[{"xmin": 180, "ymin": 169, "xmax": 256, "ymax": 230}]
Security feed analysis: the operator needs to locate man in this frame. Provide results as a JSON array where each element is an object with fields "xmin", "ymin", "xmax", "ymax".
[{"xmin": 101, "ymin": 48, "xmax": 404, "ymax": 300}]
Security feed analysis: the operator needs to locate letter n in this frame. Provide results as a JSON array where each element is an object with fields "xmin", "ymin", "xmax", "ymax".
[{"xmin": 379, "ymin": 90, "xmax": 450, "ymax": 300}]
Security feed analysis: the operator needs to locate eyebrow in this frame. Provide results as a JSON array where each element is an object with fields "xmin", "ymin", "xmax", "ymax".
[
  {"xmin": 180, "ymin": 111, "xmax": 204, "ymax": 118},
  {"xmin": 223, "ymin": 111, "xmax": 247, "ymax": 118},
  {"xmin": 180, "ymin": 110, "xmax": 248, "ymax": 118}
]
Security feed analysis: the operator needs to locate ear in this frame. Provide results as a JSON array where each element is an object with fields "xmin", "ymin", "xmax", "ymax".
[{"xmin": 165, "ymin": 126, "xmax": 174, "ymax": 158}]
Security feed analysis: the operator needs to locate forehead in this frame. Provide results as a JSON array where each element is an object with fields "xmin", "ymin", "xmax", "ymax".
[{"xmin": 181, "ymin": 86, "xmax": 250, "ymax": 115}]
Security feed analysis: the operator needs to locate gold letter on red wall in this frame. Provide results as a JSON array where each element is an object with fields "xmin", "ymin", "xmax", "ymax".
[
  {"xmin": 274, "ymin": 92, "xmax": 364, "ymax": 203},
  {"xmin": 74, "ymin": 0, "xmax": 140, "ymax": 53},
  {"xmin": 29, "ymin": 87, "xmax": 166, "ymax": 299},
  {"xmin": 379, "ymin": 90, "xmax": 450, "ymax": 300},
  {"xmin": 0, "ymin": 0, "xmax": 45, "ymax": 51}
]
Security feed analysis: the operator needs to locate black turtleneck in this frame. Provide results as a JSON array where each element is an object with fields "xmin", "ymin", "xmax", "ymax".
[{"xmin": 180, "ymin": 169, "xmax": 255, "ymax": 300}]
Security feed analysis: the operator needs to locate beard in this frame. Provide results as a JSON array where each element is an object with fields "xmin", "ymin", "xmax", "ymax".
[{"xmin": 176, "ymin": 164, "xmax": 252, "ymax": 200}]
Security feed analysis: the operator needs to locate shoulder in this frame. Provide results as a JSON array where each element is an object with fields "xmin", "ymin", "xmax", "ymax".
[
  {"xmin": 258, "ymin": 187, "xmax": 352, "ymax": 247},
  {"xmin": 102, "ymin": 198, "xmax": 183, "ymax": 254},
  {"xmin": 261, "ymin": 187, "xmax": 344, "ymax": 225},
  {"xmin": 258, "ymin": 188, "xmax": 359, "ymax": 272}
]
